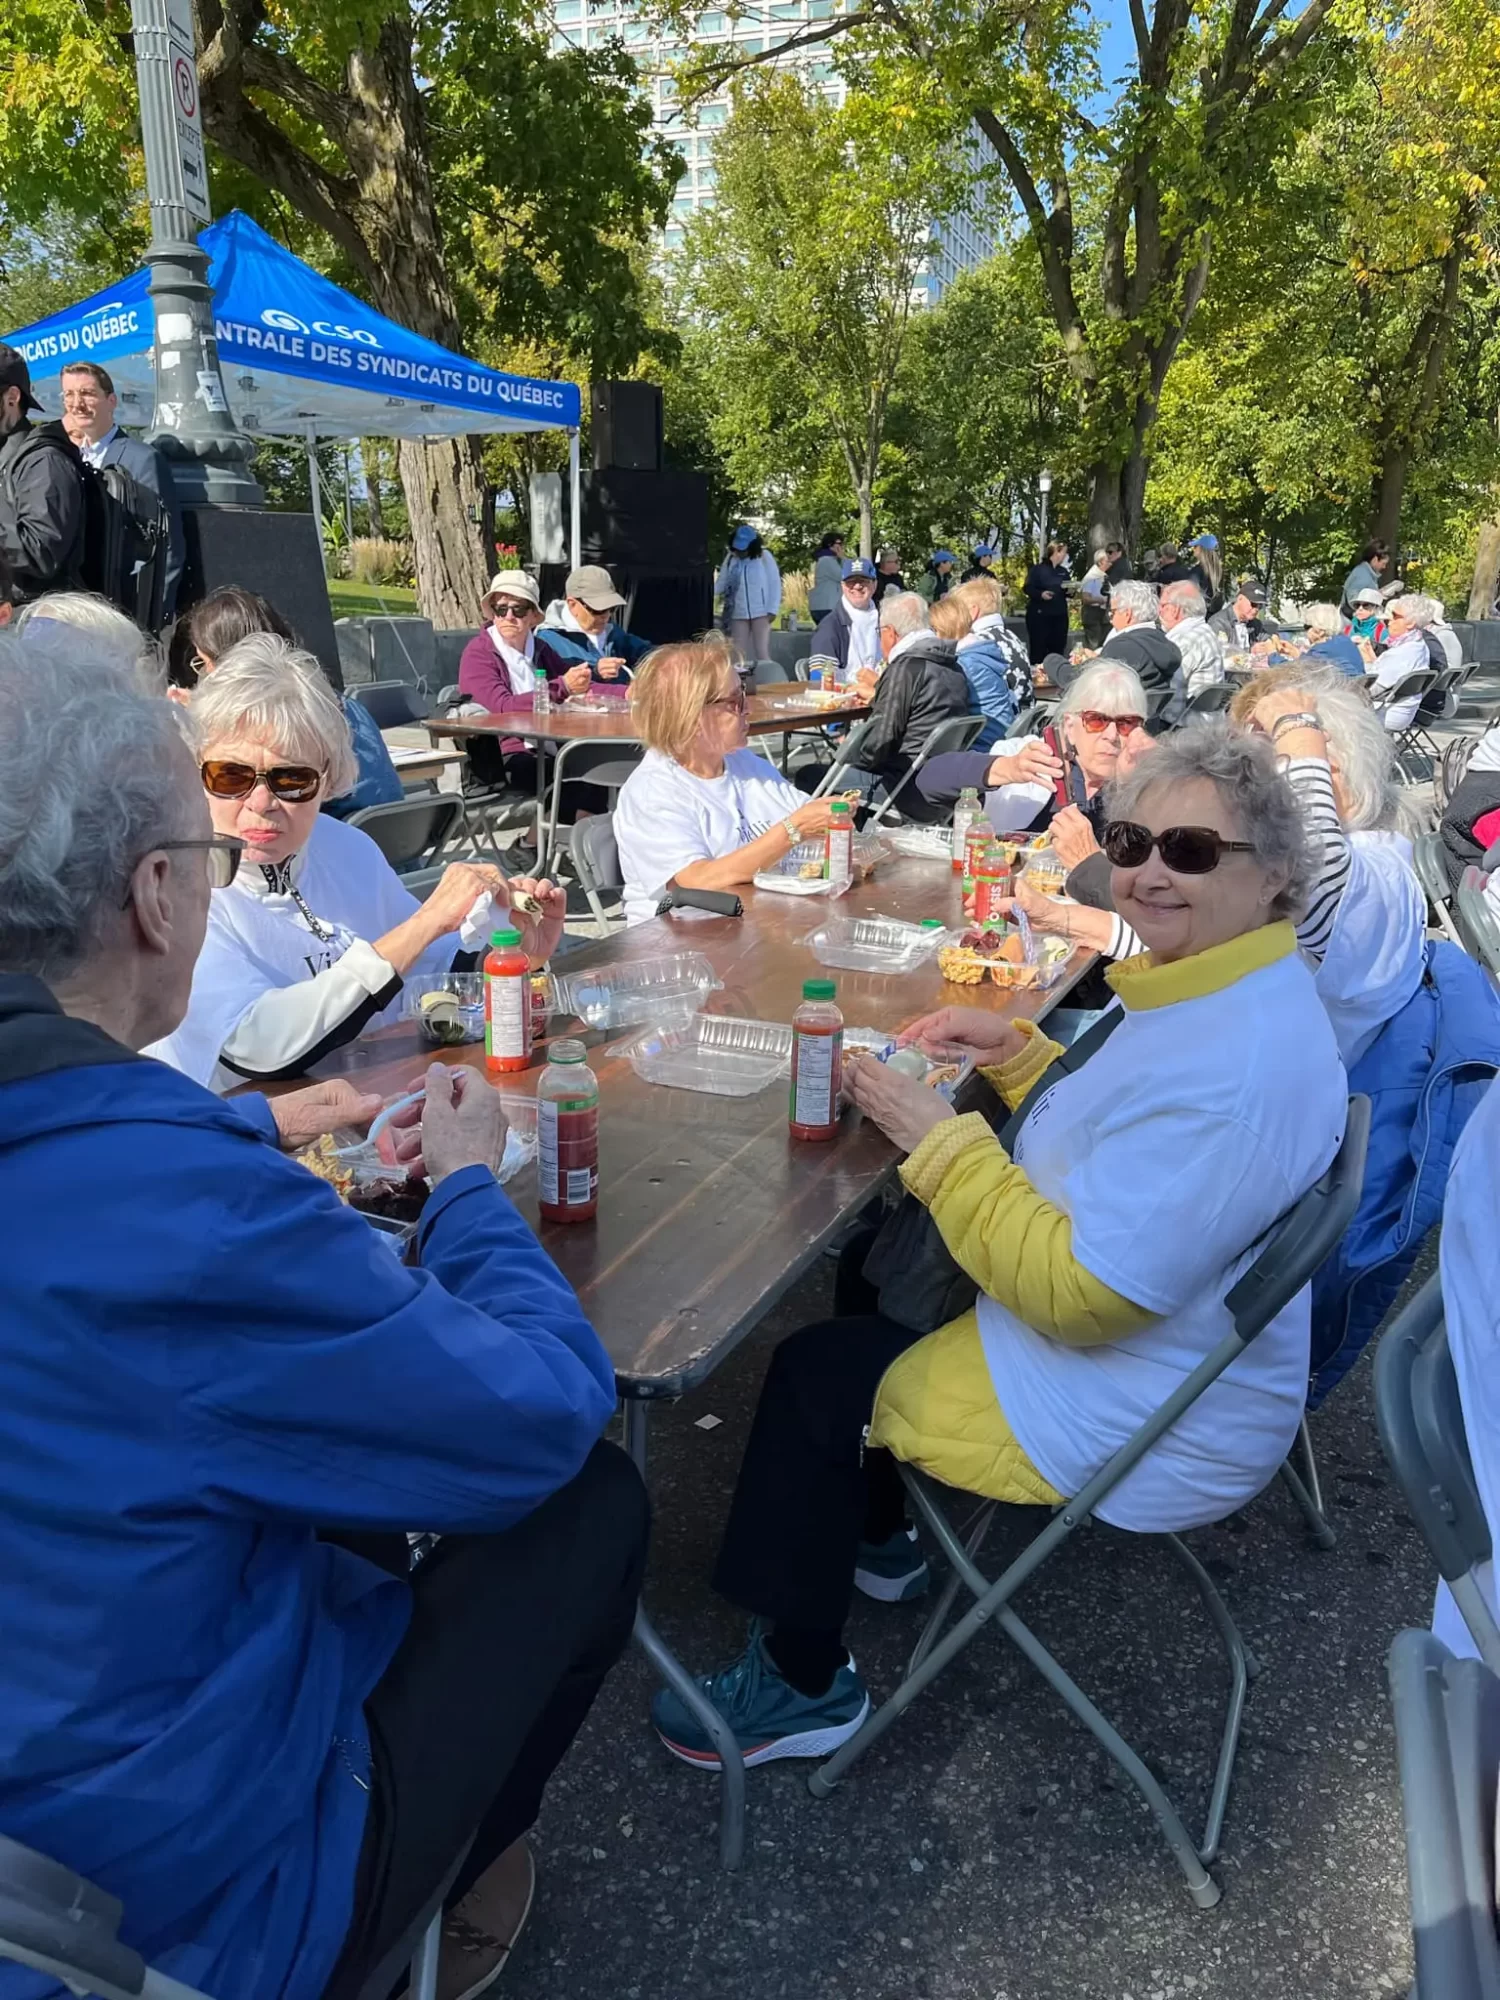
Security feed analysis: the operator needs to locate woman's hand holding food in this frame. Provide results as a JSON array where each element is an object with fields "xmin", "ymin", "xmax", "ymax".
[
  {"xmin": 1048, "ymin": 804, "xmax": 1099, "ymax": 871},
  {"xmin": 500, "ymin": 875, "xmax": 567, "ymax": 961},
  {"xmin": 843, "ymin": 1053, "xmax": 955, "ymax": 1153},
  {"xmin": 268, "ymin": 1079, "xmax": 383, "ymax": 1151},
  {"xmin": 987, "ymin": 740, "xmax": 1064, "ymax": 790},
  {"xmin": 562, "ymin": 664, "xmax": 593, "ymax": 695},
  {"xmin": 789, "ymin": 797, "xmax": 851, "ymax": 839},
  {"xmin": 596, "ymin": 655, "xmax": 627, "ymax": 679},
  {"xmin": 900, "ymin": 1007, "xmax": 1028, "ymax": 1067}
]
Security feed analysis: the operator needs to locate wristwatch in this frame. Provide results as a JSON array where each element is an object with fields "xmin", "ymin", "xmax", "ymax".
[
  {"xmin": 1270, "ymin": 711, "xmax": 1321, "ymax": 740},
  {"xmin": 782, "ymin": 817, "xmax": 804, "ymax": 847}
]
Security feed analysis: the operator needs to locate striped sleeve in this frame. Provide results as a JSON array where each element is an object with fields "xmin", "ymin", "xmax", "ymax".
[
  {"xmin": 1285, "ymin": 756, "xmax": 1351, "ymax": 963},
  {"xmin": 1105, "ymin": 913, "xmax": 1148, "ymax": 960}
]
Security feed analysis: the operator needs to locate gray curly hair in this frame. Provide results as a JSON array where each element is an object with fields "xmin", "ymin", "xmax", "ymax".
[
  {"xmin": 190, "ymin": 633, "xmax": 358, "ymax": 798},
  {"xmin": 1106, "ymin": 718, "xmax": 1314, "ymax": 922}
]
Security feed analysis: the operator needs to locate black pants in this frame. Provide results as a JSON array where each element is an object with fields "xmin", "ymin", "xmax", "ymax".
[
  {"xmin": 713, "ymin": 1237, "xmax": 926, "ymax": 1636},
  {"xmin": 321, "ymin": 1442, "xmax": 649, "ymax": 2000}
]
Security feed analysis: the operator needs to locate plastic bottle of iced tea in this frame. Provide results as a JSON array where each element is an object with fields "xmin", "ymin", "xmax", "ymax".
[
  {"xmin": 538, "ymin": 1039, "xmax": 599, "ymax": 1222},
  {"xmin": 790, "ymin": 978, "xmax": 843, "ymax": 1142}
]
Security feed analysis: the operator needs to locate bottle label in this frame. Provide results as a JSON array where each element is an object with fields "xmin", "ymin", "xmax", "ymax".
[
  {"xmin": 539, "ymin": 1099, "xmax": 599, "ymax": 1206},
  {"xmin": 825, "ymin": 828, "xmax": 853, "ymax": 881},
  {"xmin": 792, "ymin": 1027, "xmax": 841, "ymax": 1129},
  {"xmin": 485, "ymin": 969, "xmax": 529, "ymax": 1061}
]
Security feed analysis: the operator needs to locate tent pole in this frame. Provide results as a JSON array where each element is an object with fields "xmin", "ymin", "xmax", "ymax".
[
  {"xmin": 568, "ymin": 427, "xmax": 581, "ymax": 571},
  {"xmin": 307, "ymin": 432, "xmax": 324, "ymax": 575}
]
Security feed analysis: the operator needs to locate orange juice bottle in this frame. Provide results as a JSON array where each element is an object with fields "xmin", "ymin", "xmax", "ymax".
[{"xmin": 484, "ymin": 928, "xmax": 531, "ymax": 1075}]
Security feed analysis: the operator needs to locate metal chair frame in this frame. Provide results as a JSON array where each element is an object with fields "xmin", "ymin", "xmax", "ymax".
[
  {"xmin": 806, "ymin": 715, "xmax": 880, "ymax": 799},
  {"xmin": 1455, "ymin": 868, "xmax": 1500, "ymax": 982},
  {"xmin": 1414, "ymin": 831, "xmax": 1465, "ymax": 948},
  {"xmin": 568, "ymin": 813, "xmax": 626, "ymax": 934},
  {"xmin": 1375, "ymin": 1272, "xmax": 1500, "ymax": 1677},
  {"xmin": 538, "ymin": 738, "xmax": 643, "ymax": 879},
  {"xmin": 865, "ymin": 713, "xmax": 986, "ymax": 827},
  {"xmin": 1182, "ymin": 682, "xmax": 1236, "ymax": 717},
  {"xmin": 808, "ymin": 1097, "xmax": 1372, "ymax": 1909},
  {"xmin": 1376, "ymin": 668, "xmax": 1441, "ymax": 783},
  {"xmin": 1402, "ymin": 664, "xmax": 1466, "ymax": 768}
]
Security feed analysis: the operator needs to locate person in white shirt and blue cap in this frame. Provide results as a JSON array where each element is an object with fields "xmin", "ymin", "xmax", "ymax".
[
  {"xmin": 808, "ymin": 555, "xmax": 882, "ymax": 680},
  {"xmin": 716, "ymin": 524, "xmax": 782, "ymax": 663}
]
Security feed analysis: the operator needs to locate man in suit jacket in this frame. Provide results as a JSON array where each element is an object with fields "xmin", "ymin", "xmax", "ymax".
[{"xmin": 60, "ymin": 360, "xmax": 185, "ymax": 619}]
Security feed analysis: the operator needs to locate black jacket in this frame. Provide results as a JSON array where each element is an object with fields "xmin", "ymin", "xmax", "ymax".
[
  {"xmin": 1207, "ymin": 606, "xmax": 1265, "ymax": 649},
  {"xmin": 855, "ymin": 634, "xmax": 970, "ymax": 779},
  {"xmin": 92, "ymin": 428, "xmax": 186, "ymax": 617},
  {"xmin": 1096, "ymin": 622, "xmax": 1184, "ymax": 695},
  {"xmin": 0, "ymin": 420, "xmax": 85, "ymax": 602}
]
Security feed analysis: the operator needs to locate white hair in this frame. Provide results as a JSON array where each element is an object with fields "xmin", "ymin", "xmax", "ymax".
[
  {"xmin": 1161, "ymin": 580, "xmax": 1206, "ymax": 619},
  {"xmin": 190, "ymin": 634, "xmax": 358, "ymax": 796},
  {"xmin": 0, "ymin": 627, "xmax": 195, "ymax": 978},
  {"xmin": 1393, "ymin": 591, "xmax": 1439, "ymax": 629},
  {"xmin": 878, "ymin": 591, "xmax": 931, "ymax": 639},
  {"xmin": 12, "ymin": 591, "xmax": 165, "ymax": 693},
  {"xmin": 1059, "ymin": 659, "xmax": 1149, "ymax": 719},
  {"xmin": 1243, "ymin": 663, "xmax": 1403, "ymax": 832},
  {"xmin": 1110, "ymin": 579, "xmax": 1160, "ymax": 627},
  {"xmin": 1302, "ymin": 602, "xmax": 1343, "ymax": 639}
]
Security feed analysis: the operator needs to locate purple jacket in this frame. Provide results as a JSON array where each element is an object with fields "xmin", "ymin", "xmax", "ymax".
[{"xmin": 458, "ymin": 629, "xmax": 574, "ymax": 754}]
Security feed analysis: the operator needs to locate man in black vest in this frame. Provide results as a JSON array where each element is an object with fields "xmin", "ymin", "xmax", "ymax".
[
  {"xmin": 0, "ymin": 345, "xmax": 85, "ymax": 606},
  {"xmin": 61, "ymin": 360, "xmax": 185, "ymax": 618}
]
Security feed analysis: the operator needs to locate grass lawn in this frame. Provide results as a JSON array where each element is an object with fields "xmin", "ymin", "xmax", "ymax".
[{"xmin": 326, "ymin": 578, "xmax": 419, "ymax": 618}]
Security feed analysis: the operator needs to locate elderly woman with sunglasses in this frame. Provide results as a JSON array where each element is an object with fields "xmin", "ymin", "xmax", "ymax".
[
  {"xmin": 613, "ymin": 640, "xmax": 847, "ymax": 926},
  {"xmin": 651, "ymin": 724, "xmax": 1348, "ymax": 1771},
  {"xmin": 457, "ymin": 569, "xmax": 596, "ymax": 791},
  {"xmin": 149, "ymin": 638, "xmax": 563, "ymax": 1089}
]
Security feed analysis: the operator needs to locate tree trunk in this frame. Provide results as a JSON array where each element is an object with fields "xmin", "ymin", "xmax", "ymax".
[
  {"xmin": 1086, "ymin": 462, "xmax": 1127, "ymax": 558},
  {"xmin": 1470, "ymin": 518, "xmax": 1500, "ymax": 621},
  {"xmin": 397, "ymin": 436, "xmax": 490, "ymax": 630},
  {"xmin": 1369, "ymin": 443, "xmax": 1409, "ymax": 557},
  {"xmin": 857, "ymin": 485, "xmax": 874, "ymax": 561}
]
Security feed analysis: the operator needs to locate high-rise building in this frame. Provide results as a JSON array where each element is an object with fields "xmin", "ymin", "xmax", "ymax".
[{"xmin": 548, "ymin": 0, "xmax": 994, "ymax": 299}]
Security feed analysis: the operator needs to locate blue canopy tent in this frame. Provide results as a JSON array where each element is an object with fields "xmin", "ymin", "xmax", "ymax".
[{"xmin": 5, "ymin": 208, "xmax": 584, "ymax": 562}]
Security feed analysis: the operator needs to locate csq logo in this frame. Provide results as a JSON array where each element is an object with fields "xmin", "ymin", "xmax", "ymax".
[{"xmin": 260, "ymin": 306, "xmax": 380, "ymax": 347}]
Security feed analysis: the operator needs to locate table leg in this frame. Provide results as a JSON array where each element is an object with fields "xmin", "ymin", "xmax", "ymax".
[
  {"xmin": 622, "ymin": 1398, "xmax": 746, "ymax": 1871},
  {"xmin": 534, "ymin": 747, "xmax": 547, "ymax": 873}
]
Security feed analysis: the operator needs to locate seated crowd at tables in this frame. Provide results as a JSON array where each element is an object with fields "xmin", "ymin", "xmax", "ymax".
[{"xmin": 0, "ymin": 546, "xmax": 1490, "ymax": 2000}]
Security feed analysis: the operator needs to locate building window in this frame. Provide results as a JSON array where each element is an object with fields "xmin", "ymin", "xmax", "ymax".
[
  {"xmin": 697, "ymin": 9, "xmax": 726, "ymax": 29},
  {"xmin": 554, "ymin": 0, "xmax": 582, "ymax": 18}
]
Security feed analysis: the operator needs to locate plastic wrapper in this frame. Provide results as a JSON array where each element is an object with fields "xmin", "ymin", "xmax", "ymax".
[
  {"xmin": 883, "ymin": 826, "xmax": 954, "ymax": 862},
  {"xmin": 802, "ymin": 915, "xmax": 951, "ymax": 976},
  {"xmin": 550, "ymin": 952, "xmax": 721, "ymax": 1029},
  {"xmin": 611, "ymin": 1014, "xmax": 793, "ymax": 1096},
  {"xmin": 843, "ymin": 1029, "xmax": 976, "ymax": 1102}
]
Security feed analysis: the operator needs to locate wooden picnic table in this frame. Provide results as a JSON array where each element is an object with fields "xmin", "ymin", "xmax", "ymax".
[{"xmin": 306, "ymin": 853, "xmax": 1093, "ymax": 1400}]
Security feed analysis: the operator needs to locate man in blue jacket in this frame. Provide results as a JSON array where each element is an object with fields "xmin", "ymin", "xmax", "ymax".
[
  {"xmin": 540, "ymin": 563, "xmax": 653, "ymax": 679},
  {"xmin": 0, "ymin": 629, "xmax": 646, "ymax": 2000}
]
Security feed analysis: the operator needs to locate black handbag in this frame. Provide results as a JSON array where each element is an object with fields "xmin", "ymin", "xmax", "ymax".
[{"xmin": 862, "ymin": 1008, "xmax": 1124, "ymax": 1333}]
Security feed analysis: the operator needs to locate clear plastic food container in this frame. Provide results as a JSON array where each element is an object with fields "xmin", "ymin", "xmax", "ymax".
[
  {"xmin": 753, "ymin": 839, "xmax": 844, "ymax": 897},
  {"xmin": 935, "ymin": 936, "xmax": 1072, "ymax": 990},
  {"xmin": 883, "ymin": 826, "xmax": 953, "ymax": 862},
  {"xmin": 405, "ymin": 973, "xmax": 484, "ymax": 1046},
  {"xmin": 611, "ymin": 1014, "xmax": 793, "ymax": 1096},
  {"xmin": 802, "ymin": 916, "xmax": 951, "ymax": 975},
  {"xmin": 550, "ymin": 952, "xmax": 722, "ymax": 1029},
  {"xmin": 842, "ymin": 1029, "xmax": 976, "ymax": 1101}
]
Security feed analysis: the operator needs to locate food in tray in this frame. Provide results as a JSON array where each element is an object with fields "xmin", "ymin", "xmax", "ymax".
[
  {"xmin": 297, "ymin": 1133, "xmax": 356, "ymax": 1199},
  {"xmin": 417, "ymin": 990, "xmax": 471, "ymax": 1045},
  {"xmin": 296, "ymin": 1134, "xmax": 430, "ymax": 1221},
  {"xmin": 937, "ymin": 924, "xmax": 1069, "ymax": 988}
]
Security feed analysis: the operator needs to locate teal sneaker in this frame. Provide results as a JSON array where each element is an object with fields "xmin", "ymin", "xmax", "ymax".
[
  {"xmin": 854, "ymin": 1525, "xmax": 931, "ymax": 1602},
  {"xmin": 651, "ymin": 1630, "xmax": 870, "ymax": 1770}
]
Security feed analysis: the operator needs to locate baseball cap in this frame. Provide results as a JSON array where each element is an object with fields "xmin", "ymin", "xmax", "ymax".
[
  {"xmin": 1238, "ymin": 580, "xmax": 1268, "ymax": 607},
  {"xmin": 1189, "ymin": 533, "xmax": 1219, "ymax": 551},
  {"xmin": 730, "ymin": 523, "xmax": 758, "ymax": 552},
  {"xmin": 564, "ymin": 563, "xmax": 626, "ymax": 612},
  {"xmin": 1352, "ymin": 586, "xmax": 1384, "ymax": 609},
  {"xmin": 972, "ymin": 545, "xmax": 995, "ymax": 561},
  {"xmin": 481, "ymin": 569, "xmax": 540, "ymax": 615},
  {"xmin": 842, "ymin": 557, "xmax": 877, "ymax": 582},
  {"xmin": 0, "ymin": 344, "xmax": 41, "ymax": 414},
  {"xmin": 931, "ymin": 549, "xmax": 956, "ymax": 566}
]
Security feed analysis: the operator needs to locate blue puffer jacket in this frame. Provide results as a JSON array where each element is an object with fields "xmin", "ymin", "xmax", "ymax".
[
  {"xmin": 0, "ymin": 977, "xmax": 615, "ymax": 2000},
  {"xmin": 540, "ymin": 617, "xmax": 653, "ymax": 676},
  {"xmin": 956, "ymin": 637, "xmax": 1021, "ymax": 750}
]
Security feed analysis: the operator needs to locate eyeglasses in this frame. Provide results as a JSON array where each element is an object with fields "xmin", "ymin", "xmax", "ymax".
[
  {"xmin": 120, "ymin": 836, "xmax": 245, "ymax": 907},
  {"xmin": 706, "ymin": 686, "xmax": 747, "ymax": 713},
  {"xmin": 844, "ymin": 578, "xmax": 875, "ymax": 591},
  {"xmin": 491, "ymin": 601, "xmax": 533, "ymax": 619},
  {"xmin": 1076, "ymin": 710, "xmax": 1145, "ymax": 735},
  {"xmin": 1103, "ymin": 822, "xmax": 1257, "ymax": 874},
  {"xmin": 201, "ymin": 759, "xmax": 324, "ymax": 803}
]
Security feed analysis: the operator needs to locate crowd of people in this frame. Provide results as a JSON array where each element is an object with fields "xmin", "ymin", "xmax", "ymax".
[{"xmin": 0, "ymin": 509, "xmax": 1495, "ymax": 2000}]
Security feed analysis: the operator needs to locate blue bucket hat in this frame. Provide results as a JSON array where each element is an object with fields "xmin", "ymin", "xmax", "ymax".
[
  {"xmin": 730, "ymin": 523, "xmax": 758, "ymax": 552},
  {"xmin": 931, "ymin": 548, "xmax": 956, "ymax": 566},
  {"xmin": 842, "ymin": 556, "xmax": 877, "ymax": 582},
  {"xmin": 971, "ymin": 545, "xmax": 994, "ymax": 561}
]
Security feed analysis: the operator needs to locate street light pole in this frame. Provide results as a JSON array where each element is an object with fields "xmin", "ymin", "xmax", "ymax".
[
  {"xmin": 130, "ymin": 0, "xmax": 261, "ymax": 505},
  {"xmin": 1037, "ymin": 466, "xmax": 1053, "ymax": 558}
]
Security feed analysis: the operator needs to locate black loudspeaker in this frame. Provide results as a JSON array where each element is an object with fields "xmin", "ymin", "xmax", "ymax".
[
  {"xmin": 537, "ymin": 562, "xmax": 714, "ymax": 646},
  {"xmin": 579, "ymin": 468, "xmax": 708, "ymax": 569},
  {"xmin": 591, "ymin": 381, "xmax": 663, "ymax": 471},
  {"xmin": 179, "ymin": 506, "xmax": 343, "ymax": 688}
]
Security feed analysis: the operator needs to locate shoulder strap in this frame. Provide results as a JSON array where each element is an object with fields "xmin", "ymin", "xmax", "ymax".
[{"xmin": 997, "ymin": 1005, "xmax": 1124, "ymax": 1156}]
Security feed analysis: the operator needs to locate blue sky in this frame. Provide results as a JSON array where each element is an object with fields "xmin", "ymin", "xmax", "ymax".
[{"xmin": 1091, "ymin": 2, "xmax": 1142, "ymax": 94}]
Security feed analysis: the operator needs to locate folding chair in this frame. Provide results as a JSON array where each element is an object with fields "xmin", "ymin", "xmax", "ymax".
[
  {"xmin": 1414, "ymin": 831, "xmax": 1464, "ymax": 947},
  {"xmin": 865, "ymin": 713, "xmax": 986, "ymax": 827},
  {"xmin": 568, "ymin": 813, "xmax": 626, "ymax": 934},
  {"xmin": 1456, "ymin": 867, "xmax": 1500, "ymax": 981},
  {"xmin": 1183, "ymin": 682, "xmax": 1235, "ymax": 716},
  {"xmin": 1405, "ymin": 665, "xmax": 1466, "ymax": 768},
  {"xmin": 0, "ymin": 1829, "xmax": 464, "ymax": 2000},
  {"xmin": 348, "ymin": 793, "xmax": 467, "ymax": 874},
  {"xmin": 1387, "ymin": 1630, "xmax": 1500, "ymax": 2000},
  {"xmin": 807, "ymin": 715, "xmax": 880, "ymax": 799},
  {"xmin": 349, "ymin": 679, "xmax": 425, "ymax": 730},
  {"xmin": 1375, "ymin": 1272, "xmax": 1500, "ymax": 1676},
  {"xmin": 1005, "ymin": 700, "xmax": 1051, "ymax": 740},
  {"xmin": 539, "ymin": 741, "xmax": 643, "ymax": 878},
  {"xmin": 751, "ymin": 658, "xmax": 792, "ymax": 688},
  {"xmin": 1377, "ymin": 669, "xmax": 1440, "ymax": 783},
  {"xmin": 809, "ymin": 1096, "xmax": 1372, "ymax": 1908}
]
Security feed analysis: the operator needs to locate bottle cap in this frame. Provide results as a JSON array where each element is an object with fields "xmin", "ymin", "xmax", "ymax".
[
  {"xmin": 830, "ymin": 801, "xmax": 851, "ymax": 816},
  {"xmin": 550, "ymin": 1038, "xmax": 588, "ymax": 1064},
  {"xmin": 920, "ymin": 918, "xmax": 945, "ymax": 929},
  {"xmin": 490, "ymin": 928, "xmax": 522, "ymax": 948},
  {"xmin": 802, "ymin": 978, "xmax": 837, "ymax": 1000}
]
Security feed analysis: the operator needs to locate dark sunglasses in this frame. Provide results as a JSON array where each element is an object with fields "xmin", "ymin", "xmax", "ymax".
[
  {"xmin": 492, "ymin": 600, "xmax": 534, "ymax": 619},
  {"xmin": 120, "ymin": 836, "xmax": 244, "ymax": 907},
  {"xmin": 202, "ymin": 759, "xmax": 324, "ymax": 803},
  {"xmin": 1076, "ymin": 710, "xmax": 1145, "ymax": 735},
  {"xmin": 1103, "ymin": 822, "xmax": 1257, "ymax": 875}
]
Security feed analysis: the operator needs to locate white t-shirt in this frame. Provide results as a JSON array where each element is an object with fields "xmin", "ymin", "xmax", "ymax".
[
  {"xmin": 843, "ymin": 599, "xmax": 881, "ymax": 670},
  {"xmin": 146, "ymin": 814, "xmax": 460, "ymax": 1088},
  {"xmin": 1372, "ymin": 633, "xmax": 1431, "ymax": 729},
  {"xmin": 1314, "ymin": 830, "xmax": 1426, "ymax": 1067},
  {"xmin": 979, "ymin": 945, "xmax": 1346, "ymax": 1531},
  {"xmin": 613, "ymin": 747, "xmax": 806, "ymax": 926},
  {"xmin": 1432, "ymin": 1073, "xmax": 1500, "ymax": 1658}
]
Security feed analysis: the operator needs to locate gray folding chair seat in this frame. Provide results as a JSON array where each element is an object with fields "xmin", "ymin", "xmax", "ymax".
[
  {"xmin": 1183, "ymin": 682, "xmax": 1235, "ymax": 716},
  {"xmin": 751, "ymin": 658, "xmax": 791, "ymax": 688},
  {"xmin": 866, "ymin": 713, "xmax": 986, "ymax": 826},
  {"xmin": 540, "ymin": 741, "xmax": 643, "ymax": 878},
  {"xmin": 809, "ymin": 1096, "xmax": 1371, "ymax": 1908},
  {"xmin": 348, "ymin": 794, "xmax": 467, "ymax": 874},
  {"xmin": 349, "ymin": 680, "xmax": 425, "ymax": 730},
  {"xmin": 0, "ymin": 1829, "xmax": 464, "ymax": 2000},
  {"xmin": 568, "ymin": 813, "xmax": 625, "ymax": 933},
  {"xmin": 1376, "ymin": 1271, "xmax": 1500, "ymax": 1675},
  {"xmin": 1388, "ymin": 1630, "xmax": 1500, "ymax": 1999},
  {"xmin": 1415, "ymin": 831, "xmax": 1464, "ymax": 947},
  {"xmin": 1455, "ymin": 868, "xmax": 1500, "ymax": 981}
]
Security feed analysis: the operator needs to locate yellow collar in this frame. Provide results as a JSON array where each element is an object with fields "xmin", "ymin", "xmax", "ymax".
[{"xmin": 1105, "ymin": 919, "xmax": 1296, "ymax": 1011}]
